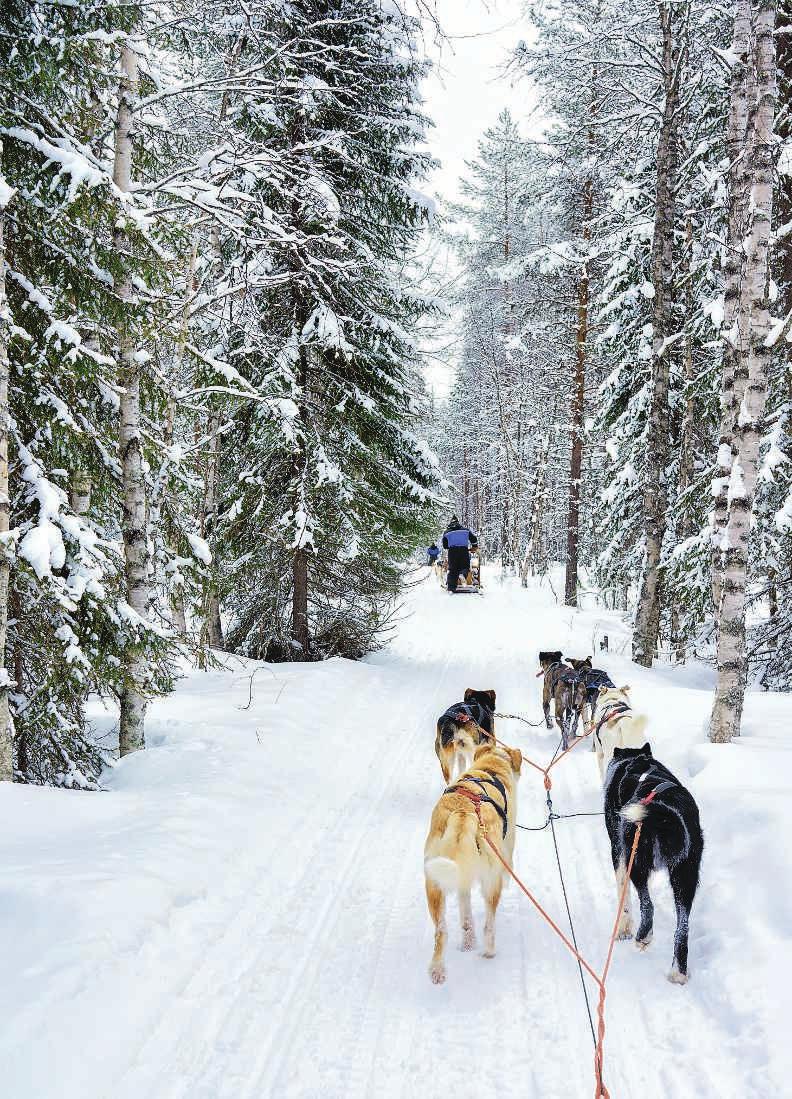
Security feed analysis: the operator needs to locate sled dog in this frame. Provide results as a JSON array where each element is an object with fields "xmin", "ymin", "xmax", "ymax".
[
  {"xmin": 604, "ymin": 742, "xmax": 703, "ymax": 984},
  {"xmin": 435, "ymin": 689, "xmax": 496, "ymax": 783},
  {"xmin": 424, "ymin": 741, "xmax": 522, "ymax": 984},
  {"xmin": 592, "ymin": 684, "xmax": 649, "ymax": 780},
  {"xmin": 565, "ymin": 656, "xmax": 615, "ymax": 726},
  {"xmin": 537, "ymin": 651, "xmax": 585, "ymax": 749}
]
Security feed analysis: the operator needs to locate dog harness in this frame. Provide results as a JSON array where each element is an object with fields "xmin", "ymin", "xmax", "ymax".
[
  {"xmin": 593, "ymin": 701, "xmax": 632, "ymax": 748},
  {"xmin": 633, "ymin": 768, "xmax": 677, "ymax": 805},
  {"xmin": 445, "ymin": 769, "xmax": 509, "ymax": 839}
]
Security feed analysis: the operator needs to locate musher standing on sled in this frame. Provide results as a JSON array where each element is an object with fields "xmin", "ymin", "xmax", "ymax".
[
  {"xmin": 442, "ymin": 515, "xmax": 478, "ymax": 593},
  {"xmin": 426, "ymin": 542, "xmax": 440, "ymax": 567}
]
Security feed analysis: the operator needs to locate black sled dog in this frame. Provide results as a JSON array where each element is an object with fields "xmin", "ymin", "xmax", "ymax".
[{"xmin": 604, "ymin": 743, "xmax": 703, "ymax": 984}]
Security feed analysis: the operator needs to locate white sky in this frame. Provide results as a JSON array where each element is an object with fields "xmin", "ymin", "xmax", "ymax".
[
  {"xmin": 420, "ymin": 0, "xmax": 531, "ymax": 206},
  {"xmin": 416, "ymin": 0, "xmax": 537, "ymax": 399}
]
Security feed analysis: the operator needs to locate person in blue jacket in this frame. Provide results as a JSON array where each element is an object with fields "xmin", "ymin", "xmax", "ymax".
[
  {"xmin": 426, "ymin": 542, "xmax": 440, "ymax": 567},
  {"xmin": 442, "ymin": 515, "xmax": 478, "ymax": 592}
]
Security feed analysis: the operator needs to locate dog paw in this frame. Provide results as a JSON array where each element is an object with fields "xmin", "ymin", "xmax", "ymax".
[
  {"xmin": 429, "ymin": 965, "xmax": 446, "ymax": 985},
  {"xmin": 667, "ymin": 967, "xmax": 688, "ymax": 986},
  {"xmin": 616, "ymin": 921, "xmax": 634, "ymax": 941},
  {"xmin": 635, "ymin": 933, "xmax": 653, "ymax": 952},
  {"xmin": 481, "ymin": 948, "xmax": 496, "ymax": 959}
]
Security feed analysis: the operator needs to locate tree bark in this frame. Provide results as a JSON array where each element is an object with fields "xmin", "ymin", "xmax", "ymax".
[
  {"xmin": 632, "ymin": 3, "xmax": 683, "ymax": 666},
  {"xmin": 710, "ymin": 0, "xmax": 777, "ymax": 742},
  {"xmin": 711, "ymin": 0, "xmax": 753, "ymax": 613},
  {"xmin": 0, "ymin": 150, "xmax": 14, "ymax": 781},
  {"xmin": 674, "ymin": 215, "xmax": 696, "ymax": 662},
  {"xmin": 199, "ymin": 409, "xmax": 224, "ymax": 651},
  {"xmin": 565, "ymin": 180, "xmax": 591, "ymax": 606},
  {"xmin": 522, "ymin": 428, "xmax": 551, "ymax": 584},
  {"xmin": 70, "ymin": 470, "xmax": 92, "ymax": 516},
  {"xmin": 114, "ymin": 42, "xmax": 149, "ymax": 756}
]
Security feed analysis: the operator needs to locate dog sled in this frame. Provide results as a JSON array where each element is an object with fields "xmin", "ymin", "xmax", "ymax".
[{"xmin": 454, "ymin": 548, "xmax": 482, "ymax": 593}]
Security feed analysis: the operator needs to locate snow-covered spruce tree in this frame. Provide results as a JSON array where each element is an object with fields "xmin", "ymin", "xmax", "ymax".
[
  {"xmin": 574, "ymin": 3, "xmax": 729, "ymax": 656},
  {"xmin": 514, "ymin": 0, "xmax": 630, "ymax": 605},
  {"xmin": 0, "ymin": 1, "xmax": 178, "ymax": 780},
  {"xmin": 188, "ymin": 1, "xmax": 440, "ymax": 660},
  {"xmin": 631, "ymin": 2, "xmax": 687, "ymax": 667}
]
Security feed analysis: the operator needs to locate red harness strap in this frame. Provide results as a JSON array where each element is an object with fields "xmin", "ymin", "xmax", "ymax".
[{"xmin": 641, "ymin": 788, "xmax": 658, "ymax": 806}]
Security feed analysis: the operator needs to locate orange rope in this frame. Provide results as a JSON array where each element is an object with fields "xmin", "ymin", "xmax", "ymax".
[
  {"xmin": 472, "ymin": 794, "xmax": 642, "ymax": 1098},
  {"xmin": 487, "ymin": 725, "xmax": 595, "ymax": 790}
]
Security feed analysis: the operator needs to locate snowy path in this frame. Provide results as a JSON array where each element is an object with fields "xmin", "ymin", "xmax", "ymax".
[{"xmin": 1, "ymin": 569, "xmax": 789, "ymax": 1097}]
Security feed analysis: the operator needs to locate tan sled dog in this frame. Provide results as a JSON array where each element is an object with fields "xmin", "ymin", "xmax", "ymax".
[
  {"xmin": 593, "ymin": 685, "xmax": 649, "ymax": 781},
  {"xmin": 424, "ymin": 741, "xmax": 522, "ymax": 984}
]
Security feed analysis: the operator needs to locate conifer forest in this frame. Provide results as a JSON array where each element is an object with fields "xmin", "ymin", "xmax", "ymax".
[
  {"xmin": 1, "ymin": 3, "xmax": 791, "ymax": 1097},
  {"xmin": 2, "ymin": 0, "xmax": 788, "ymax": 785}
]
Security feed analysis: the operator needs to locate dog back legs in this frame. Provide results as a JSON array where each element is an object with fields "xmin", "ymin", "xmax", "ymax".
[
  {"xmin": 668, "ymin": 865, "xmax": 696, "ymax": 983},
  {"xmin": 614, "ymin": 854, "xmax": 634, "ymax": 940},
  {"xmin": 482, "ymin": 878, "xmax": 503, "ymax": 958},
  {"xmin": 426, "ymin": 880, "xmax": 448, "ymax": 984},
  {"xmin": 543, "ymin": 699, "xmax": 552, "ymax": 729},
  {"xmin": 632, "ymin": 870, "xmax": 654, "ymax": 949},
  {"xmin": 458, "ymin": 889, "xmax": 476, "ymax": 951}
]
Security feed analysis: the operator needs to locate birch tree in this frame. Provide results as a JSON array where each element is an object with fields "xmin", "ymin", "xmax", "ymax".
[
  {"xmin": 0, "ymin": 153, "xmax": 13, "ymax": 782},
  {"xmin": 113, "ymin": 40, "xmax": 151, "ymax": 755},
  {"xmin": 710, "ymin": 0, "xmax": 778, "ymax": 741}
]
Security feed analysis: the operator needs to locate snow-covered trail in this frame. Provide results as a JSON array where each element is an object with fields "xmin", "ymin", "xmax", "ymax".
[{"xmin": 1, "ymin": 569, "xmax": 788, "ymax": 1097}]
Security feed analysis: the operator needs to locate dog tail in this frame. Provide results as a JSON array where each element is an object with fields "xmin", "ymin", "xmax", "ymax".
[
  {"xmin": 620, "ymin": 802, "xmax": 647, "ymax": 824},
  {"xmin": 424, "ymin": 814, "xmax": 479, "ymax": 893},
  {"xmin": 424, "ymin": 856, "xmax": 461, "ymax": 892}
]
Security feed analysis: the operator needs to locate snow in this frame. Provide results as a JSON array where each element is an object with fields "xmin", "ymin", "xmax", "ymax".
[
  {"xmin": 0, "ymin": 570, "xmax": 789, "ymax": 1097},
  {"xmin": 0, "ymin": 173, "xmax": 15, "ymax": 209},
  {"xmin": 185, "ymin": 532, "xmax": 212, "ymax": 566}
]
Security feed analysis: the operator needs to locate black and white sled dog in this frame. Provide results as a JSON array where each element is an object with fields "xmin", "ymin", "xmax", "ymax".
[{"xmin": 604, "ymin": 743, "xmax": 703, "ymax": 984}]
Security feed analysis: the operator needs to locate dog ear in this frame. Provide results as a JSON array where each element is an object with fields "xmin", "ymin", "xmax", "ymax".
[
  {"xmin": 598, "ymin": 685, "xmax": 609, "ymax": 695},
  {"xmin": 641, "ymin": 742, "xmax": 652, "ymax": 756},
  {"xmin": 585, "ymin": 656, "xmax": 593, "ymax": 666},
  {"xmin": 463, "ymin": 688, "xmax": 475, "ymax": 701},
  {"xmin": 508, "ymin": 747, "xmax": 522, "ymax": 774},
  {"xmin": 619, "ymin": 685, "xmax": 631, "ymax": 694},
  {"xmin": 554, "ymin": 650, "xmax": 563, "ymax": 661},
  {"xmin": 485, "ymin": 689, "xmax": 496, "ymax": 708}
]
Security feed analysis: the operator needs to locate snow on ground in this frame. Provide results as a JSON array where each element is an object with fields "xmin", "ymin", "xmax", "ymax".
[{"xmin": 1, "ymin": 568, "xmax": 790, "ymax": 1098}]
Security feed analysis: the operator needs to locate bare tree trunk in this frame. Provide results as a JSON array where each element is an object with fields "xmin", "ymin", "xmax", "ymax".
[
  {"xmin": 566, "ymin": 182, "xmax": 591, "ymax": 606},
  {"xmin": 522, "ymin": 429, "xmax": 551, "ymax": 585},
  {"xmin": 292, "ymin": 545, "xmax": 309, "ymax": 654},
  {"xmin": 710, "ymin": 0, "xmax": 777, "ymax": 742},
  {"xmin": 291, "ymin": 337, "xmax": 310, "ymax": 656},
  {"xmin": 199, "ymin": 409, "xmax": 224, "ymax": 651},
  {"xmin": 0, "ymin": 154, "xmax": 14, "ymax": 781},
  {"xmin": 711, "ymin": 0, "xmax": 753, "ymax": 613},
  {"xmin": 632, "ymin": 3, "xmax": 683, "ymax": 666},
  {"xmin": 70, "ymin": 470, "xmax": 92, "ymax": 516},
  {"xmin": 114, "ymin": 43, "xmax": 149, "ymax": 756},
  {"xmin": 674, "ymin": 215, "xmax": 696, "ymax": 662}
]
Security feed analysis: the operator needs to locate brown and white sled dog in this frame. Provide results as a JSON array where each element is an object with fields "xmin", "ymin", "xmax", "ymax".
[
  {"xmin": 592, "ymin": 685, "xmax": 649, "ymax": 781},
  {"xmin": 424, "ymin": 742, "xmax": 522, "ymax": 984},
  {"xmin": 434, "ymin": 689, "xmax": 496, "ymax": 784}
]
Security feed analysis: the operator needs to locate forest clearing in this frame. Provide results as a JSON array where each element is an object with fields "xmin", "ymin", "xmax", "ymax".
[{"xmin": 1, "ymin": 0, "xmax": 791, "ymax": 1095}]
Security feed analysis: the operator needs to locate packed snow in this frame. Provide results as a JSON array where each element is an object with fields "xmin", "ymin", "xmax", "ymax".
[{"xmin": 1, "ymin": 569, "xmax": 789, "ymax": 1098}]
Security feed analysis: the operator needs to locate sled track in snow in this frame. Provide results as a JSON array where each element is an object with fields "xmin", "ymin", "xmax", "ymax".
[{"xmin": 99, "ymin": 576, "xmax": 773, "ymax": 1098}]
